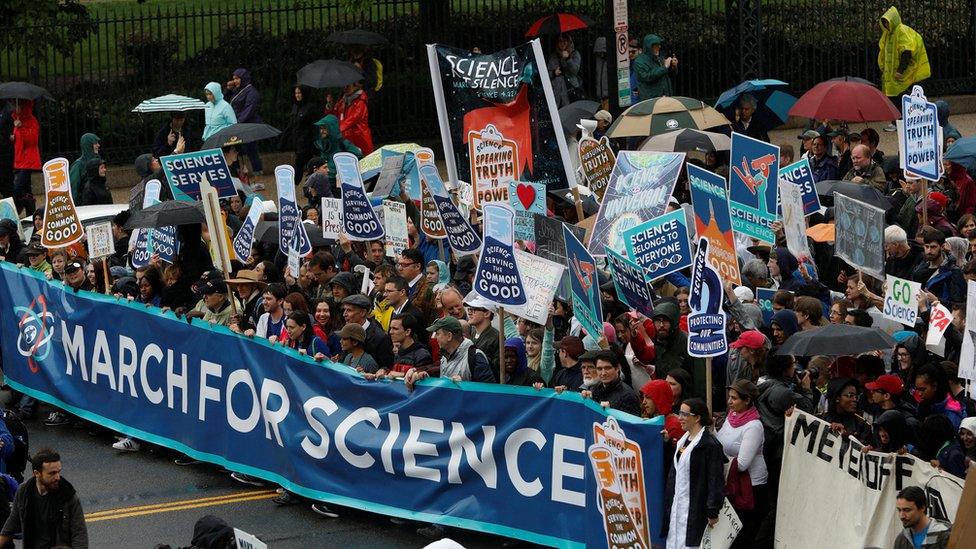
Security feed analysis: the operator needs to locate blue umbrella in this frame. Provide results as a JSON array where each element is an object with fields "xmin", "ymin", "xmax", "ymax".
[
  {"xmin": 946, "ymin": 137, "xmax": 976, "ymax": 171},
  {"xmin": 715, "ymin": 79, "xmax": 796, "ymax": 129}
]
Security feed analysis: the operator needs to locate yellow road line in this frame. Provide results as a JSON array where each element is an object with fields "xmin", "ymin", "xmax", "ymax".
[{"xmin": 86, "ymin": 489, "xmax": 277, "ymax": 522}]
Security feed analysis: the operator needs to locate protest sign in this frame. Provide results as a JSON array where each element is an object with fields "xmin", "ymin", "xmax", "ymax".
[
  {"xmin": 535, "ymin": 214, "xmax": 586, "ymax": 301},
  {"xmin": 564, "ymin": 225, "xmax": 604, "ymax": 339},
  {"xmin": 509, "ymin": 181, "xmax": 545, "ymax": 242},
  {"xmin": 780, "ymin": 180, "xmax": 810, "ymax": 258},
  {"xmin": 287, "ymin": 225, "xmax": 302, "ymax": 278},
  {"xmin": 336, "ymin": 153, "xmax": 385, "ymax": 242},
  {"xmin": 688, "ymin": 164, "xmax": 741, "ymax": 285},
  {"xmin": 900, "ymin": 85, "xmax": 943, "ymax": 181},
  {"xmin": 587, "ymin": 151, "xmax": 684, "ymax": 257},
  {"xmin": 779, "ymin": 158, "xmax": 822, "ymax": 216},
  {"xmin": 622, "ymin": 210, "xmax": 692, "ymax": 282},
  {"xmin": 200, "ymin": 178, "xmax": 233, "ymax": 276},
  {"xmin": 959, "ymin": 281, "xmax": 976, "ymax": 382},
  {"xmin": 587, "ymin": 416, "xmax": 653, "ymax": 548},
  {"xmin": 756, "ymin": 288, "xmax": 776, "ymax": 326},
  {"xmin": 605, "ymin": 248, "xmax": 655, "ymax": 318},
  {"xmin": 234, "ymin": 529, "xmax": 267, "ymax": 549},
  {"xmin": 926, "ymin": 303, "xmax": 952, "ymax": 356},
  {"xmin": 578, "ymin": 136, "xmax": 616, "ymax": 199},
  {"xmin": 160, "ymin": 148, "xmax": 235, "ymax": 201},
  {"xmin": 882, "ymin": 275, "xmax": 921, "ymax": 327},
  {"xmin": 833, "ymin": 193, "xmax": 885, "ymax": 279},
  {"xmin": 419, "ymin": 162, "xmax": 481, "ymax": 255},
  {"xmin": 0, "ymin": 198, "xmax": 21, "ymax": 239},
  {"xmin": 382, "ymin": 200, "xmax": 408, "ymax": 257},
  {"xmin": 420, "ymin": 179, "xmax": 447, "ymax": 239},
  {"xmin": 700, "ymin": 499, "xmax": 742, "ymax": 549},
  {"xmin": 468, "ymin": 123, "xmax": 519, "ymax": 208},
  {"xmin": 0, "ymin": 262, "xmax": 665, "ymax": 548},
  {"xmin": 428, "ymin": 40, "xmax": 574, "ymax": 191},
  {"xmin": 506, "ymin": 250, "xmax": 565, "ymax": 325},
  {"xmin": 137, "ymin": 179, "xmax": 179, "ymax": 265},
  {"xmin": 233, "ymin": 201, "xmax": 264, "ymax": 263},
  {"xmin": 372, "ymin": 153, "xmax": 405, "ymax": 199},
  {"xmin": 777, "ymin": 410, "xmax": 963, "ymax": 549},
  {"xmin": 85, "ymin": 222, "xmax": 114, "ymax": 259},
  {"xmin": 729, "ymin": 132, "xmax": 779, "ymax": 243},
  {"xmin": 474, "ymin": 203, "xmax": 526, "ymax": 306},
  {"xmin": 321, "ymin": 198, "xmax": 341, "ymax": 241},
  {"xmin": 276, "ymin": 165, "xmax": 313, "ymax": 254},
  {"xmin": 39, "ymin": 158, "xmax": 84, "ymax": 248},
  {"xmin": 687, "ymin": 238, "xmax": 728, "ymax": 358},
  {"xmin": 131, "ymin": 180, "xmax": 162, "ymax": 269}
]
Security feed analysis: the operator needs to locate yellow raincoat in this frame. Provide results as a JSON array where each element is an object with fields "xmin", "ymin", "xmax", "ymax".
[{"xmin": 878, "ymin": 6, "xmax": 930, "ymax": 97}]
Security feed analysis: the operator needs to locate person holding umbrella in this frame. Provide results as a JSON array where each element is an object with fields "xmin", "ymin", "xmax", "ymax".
[
  {"xmin": 731, "ymin": 94, "xmax": 770, "ymax": 142},
  {"xmin": 202, "ymin": 82, "xmax": 237, "ymax": 140},
  {"xmin": 326, "ymin": 80, "xmax": 374, "ymax": 155},
  {"xmin": 9, "ymin": 99, "xmax": 40, "ymax": 216},
  {"xmin": 547, "ymin": 33, "xmax": 583, "ymax": 108},
  {"xmin": 633, "ymin": 34, "xmax": 676, "ymax": 101}
]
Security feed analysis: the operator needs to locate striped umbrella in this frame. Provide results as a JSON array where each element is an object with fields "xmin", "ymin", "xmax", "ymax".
[
  {"xmin": 605, "ymin": 96, "xmax": 731, "ymax": 138},
  {"xmin": 132, "ymin": 94, "xmax": 207, "ymax": 113}
]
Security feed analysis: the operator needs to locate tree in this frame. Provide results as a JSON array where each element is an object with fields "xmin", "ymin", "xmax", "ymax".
[{"xmin": 0, "ymin": 0, "xmax": 96, "ymax": 77}]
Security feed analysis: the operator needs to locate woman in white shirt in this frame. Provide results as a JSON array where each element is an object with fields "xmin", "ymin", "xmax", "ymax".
[{"xmin": 716, "ymin": 379, "xmax": 767, "ymax": 549}]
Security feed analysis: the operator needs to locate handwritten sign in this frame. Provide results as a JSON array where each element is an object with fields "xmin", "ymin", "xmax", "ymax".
[
  {"xmin": 509, "ymin": 181, "xmax": 545, "ymax": 242},
  {"xmin": 700, "ymin": 499, "xmax": 742, "ymax": 549},
  {"xmin": 321, "ymin": 197, "xmax": 341, "ymax": 241},
  {"xmin": 578, "ymin": 136, "xmax": 616, "ymax": 199},
  {"xmin": 382, "ymin": 200, "xmax": 408, "ymax": 257},
  {"xmin": 926, "ymin": 302, "xmax": 952, "ymax": 356},
  {"xmin": 883, "ymin": 275, "xmax": 921, "ymax": 327},
  {"xmin": 506, "ymin": 250, "xmax": 565, "ymax": 325},
  {"xmin": 85, "ymin": 222, "xmax": 115, "ymax": 259}
]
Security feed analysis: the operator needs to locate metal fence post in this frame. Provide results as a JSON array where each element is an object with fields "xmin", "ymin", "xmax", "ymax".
[{"xmin": 726, "ymin": 0, "xmax": 763, "ymax": 82}]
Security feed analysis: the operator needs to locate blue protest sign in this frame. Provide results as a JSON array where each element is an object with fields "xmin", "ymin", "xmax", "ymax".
[
  {"xmin": 564, "ymin": 225, "xmax": 604, "ymax": 339},
  {"xmin": 274, "ymin": 165, "xmax": 313, "ymax": 255},
  {"xmin": 131, "ymin": 180, "xmax": 162, "ymax": 269},
  {"xmin": 160, "ymin": 148, "xmax": 236, "ymax": 201},
  {"xmin": 150, "ymin": 224, "xmax": 180, "ymax": 265},
  {"xmin": 901, "ymin": 85, "xmax": 942, "ymax": 181},
  {"xmin": 756, "ymin": 287, "xmax": 776, "ymax": 326},
  {"xmin": 419, "ymin": 162, "xmax": 481, "ymax": 256},
  {"xmin": 779, "ymin": 158, "xmax": 822, "ymax": 216},
  {"xmin": 687, "ymin": 238, "xmax": 727, "ymax": 357},
  {"xmin": 0, "ymin": 262, "xmax": 665, "ymax": 548},
  {"xmin": 509, "ymin": 181, "xmax": 546, "ymax": 242},
  {"xmin": 233, "ymin": 200, "xmax": 264, "ymax": 263},
  {"xmin": 474, "ymin": 203, "xmax": 526, "ymax": 306},
  {"xmin": 336, "ymin": 153, "xmax": 385, "ymax": 242},
  {"xmin": 688, "ymin": 164, "xmax": 741, "ymax": 285},
  {"xmin": 729, "ymin": 133, "xmax": 779, "ymax": 244},
  {"xmin": 605, "ymin": 248, "xmax": 655, "ymax": 318},
  {"xmin": 622, "ymin": 210, "xmax": 692, "ymax": 282}
]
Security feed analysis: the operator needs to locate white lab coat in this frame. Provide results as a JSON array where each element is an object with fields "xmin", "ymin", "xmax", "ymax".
[{"xmin": 667, "ymin": 428, "xmax": 703, "ymax": 549}]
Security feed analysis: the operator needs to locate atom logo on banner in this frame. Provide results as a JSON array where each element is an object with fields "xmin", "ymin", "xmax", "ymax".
[{"xmin": 14, "ymin": 295, "xmax": 55, "ymax": 373}]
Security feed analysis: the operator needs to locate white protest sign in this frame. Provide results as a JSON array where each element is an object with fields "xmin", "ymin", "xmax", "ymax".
[
  {"xmin": 372, "ymin": 154, "xmax": 405, "ymax": 199},
  {"xmin": 383, "ymin": 200, "xmax": 408, "ymax": 257},
  {"xmin": 926, "ymin": 302, "xmax": 952, "ymax": 357},
  {"xmin": 321, "ymin": 197, "xmax": 342, "ymax": 241},
  {"xmin": 700, "ymin": 499, "xmax": 742, "ymax": 549},
  {"xmin": 505, "ymin": 249, "xmax": 565, "ymax": 325},
  {"xmin": 780, "ymin": 180, "xmax": 810, "ymax": 258},
  {"xmin": 85, "ymin": 222, "xmax": 115, "ymax": 259},
  {"xmin": 233, "ymin": 528, "xmax": 267, "ymax": 549},
  {"xmin": 882, "ymin": 275, "xmax": 921, "ymax": 327},
  {"xmin": 959, "ymin": 281, "xmax": 976, "ymax": 382}
]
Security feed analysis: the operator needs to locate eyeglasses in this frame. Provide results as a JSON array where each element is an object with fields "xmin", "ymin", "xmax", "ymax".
[
  {"xmin": 840, "ymin": 392, "xmax": 858, "ymax": 399},
  {"xmin": 397, "ymin": 261, "xmax": 416, "ymax": 269},
  {"xmin": 678, "ymin": 411, "xmax": 698, "ymax": 418}
]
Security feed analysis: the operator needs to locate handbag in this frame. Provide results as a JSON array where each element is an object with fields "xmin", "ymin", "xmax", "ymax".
[{"xmin": 725, "ymin": 457, "xmax": 755, "ymax": 510}]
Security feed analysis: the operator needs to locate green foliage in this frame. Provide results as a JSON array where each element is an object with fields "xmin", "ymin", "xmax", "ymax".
[{"xmin": 0, "ymin": 0, "xmax": 96, "ymax": 65}]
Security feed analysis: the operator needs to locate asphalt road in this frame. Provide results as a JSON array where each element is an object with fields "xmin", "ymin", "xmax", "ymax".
[{"xmin": 9, "ymin": 398, "xmax": 518, "ymax": 548}]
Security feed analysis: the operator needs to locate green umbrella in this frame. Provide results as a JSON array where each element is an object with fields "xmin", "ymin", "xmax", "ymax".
[{"xmin": 605, "ymin": 96, "xmax": 731, "ymax": 138}]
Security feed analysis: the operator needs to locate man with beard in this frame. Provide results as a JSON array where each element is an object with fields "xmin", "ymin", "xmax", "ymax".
[
  {"xmin": 892, "ymin": 486, "xmax": 951, "ymax": 549},
  {"xmin": 0, "ymin": 448, "xmax": 88, "ymax": 548},
  {"xmin": 911, "ymin": 227, "xmax": 965, "ymax": 304}
]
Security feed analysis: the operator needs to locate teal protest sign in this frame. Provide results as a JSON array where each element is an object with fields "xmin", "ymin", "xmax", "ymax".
[
  {"xmin": 509, "ymin": 181, "xmax": 546, "ymax": 242},
  {"xmin": 622, "ymin": 210, "xmax": 692, "ymax": 282},
  {"xmin": 160, "ymin": 148, "xmax": 236, "ymax": 201},
  {"xmin": 605, "ymin": 248, "xmax": 655, "ymax": 318},
  {"xmin": 729, "ymin": 133, "xmax": 779, "ymax": 243}
]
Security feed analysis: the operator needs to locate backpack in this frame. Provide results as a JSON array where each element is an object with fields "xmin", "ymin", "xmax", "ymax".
[{"xmin": 2, "ymin": 411, "xmax": 29, "ymax": 482}]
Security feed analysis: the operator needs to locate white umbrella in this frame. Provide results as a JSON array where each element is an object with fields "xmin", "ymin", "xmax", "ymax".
[{"xmin": 132, "ymin": 94, "xmax": 207, "ymax": 113}]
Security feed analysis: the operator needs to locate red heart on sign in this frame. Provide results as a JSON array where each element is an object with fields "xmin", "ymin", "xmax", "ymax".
[{"xmin": 516, "ymin": 183, "xmax": 536, "ymax": 210}]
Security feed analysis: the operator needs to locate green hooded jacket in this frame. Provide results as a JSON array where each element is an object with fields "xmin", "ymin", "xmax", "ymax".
[
  {"xmin": 313, "ymin": 115, "xmax": 363, "ymax": 174},
  {"xmin": 878, "ymin": 7, "xmax": 930, "ymax": 96},
  {"xmin": 632, "ymin": 34, "xmax": 672, "ymax": 100},
  {"xmin": 69, "ymin": 133, "xmax": 100, "ymax": 199}
]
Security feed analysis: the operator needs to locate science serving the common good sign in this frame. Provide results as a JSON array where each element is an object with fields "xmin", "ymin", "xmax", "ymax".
[{"xmin": 0, "ymin": 262, "xmax": 665, "ymax": 548}]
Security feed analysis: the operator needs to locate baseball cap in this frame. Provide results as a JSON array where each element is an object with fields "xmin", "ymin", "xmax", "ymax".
[
  {"xmin": 730, "ymin": 330, "xmax": 767, "ymax": 350},
  {"xmin": 556, "ymin": 336, "xmax": 585, "ymax": 360},
  {"xmin": 202, "ymin": 279, "xmax": 228, "ymax": 295},
  {"xmin": 64, "ymin": 260, "xmax": 84, "ymax": 274},
  {"xmin": 427, "ymin": 316, "xmax": 462, "ymax": 333},
  {"xmin": 25, "ymin": 243, "xmax": 46, "ymax": 256},
  {"xmin": 733, "ymin": 286, "xmax": 755, "ymax": 303},
  {"xmin": 864, "ymin": 374, "xmax": 904, "ymax": 396},
  {"xmin": 579, "ymin": 350, "xmax": 601, "ymax": 364},
  {"xmin": 341, "ymin": 294, "xmax": 371, "ymax": 310}
]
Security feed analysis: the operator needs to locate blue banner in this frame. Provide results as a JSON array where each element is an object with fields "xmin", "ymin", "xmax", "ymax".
[
  {"xmin": 419, "ymin": 163, "xmax": 481, "ymax": 256},
  {"xmin": 778, "ymin": 158, "xmax": 821, "ymax": 216},
  {"xmin": 687, "ymin": 238, "xmax": 727, "ymax": 358},
  {"xmin": 336, "ymin": 153, "xmax": 385, "ymax": 242},
  {"xmin": 622, "ymin": 210, "xmax": 692, "ymax": 282},
  {"xmin": 563, "ymin": 226, "xmax": 603, "ymax": 340},
  {"xmin": 160, "ymin": 148, "xmax": 236, "ymax": 202},
  {"xmin": 0, "ymin": 263, "xmax": 664, "ymax": 548},
  {"xmin": 756, "ymin": 287, "xmax": 776, "ymax": 327},
  {"xmin": 474, "ymin": 204, "xmax": 526, "ymax": 306},
  {"xmin": 605, "ymin": 249, "xmax": 655, "ymax": 318},
  {"xmin": 729, "ymin": 133, "xmax": 779, "ymax": 244}
]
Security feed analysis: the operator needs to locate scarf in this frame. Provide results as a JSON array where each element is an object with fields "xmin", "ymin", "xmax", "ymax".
[{"xmin": 727, "ymin": 406, "xmax": 760, "ymax": 428}]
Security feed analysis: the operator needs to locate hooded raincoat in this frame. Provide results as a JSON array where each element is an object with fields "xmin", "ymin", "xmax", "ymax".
[
  {"xmin": 632, "ymin": 34, "xmax": 673, "ymax": 100},
  {"xmin": 227, "ymin": 68, "xmax": 261, "ymax": 123},
  {"xmin": 12, "ymin": 100, "xmax": 40, "ymax": 171},
  {"xmin": 328, "ymin": 89, "xmax": 374, "ymax": 155},
  {"xmin": 203, "ymin": 82, "xmax": 237, "ymax": 140},
  {"xmin": 503, "ymin": 337, "xmax": 542, "ymax": 386},
  {"xmin": 69, "ymin": 133, "xmax": 100, "ymax": 198},
  {"xmin": 878, "ymin": 7, "xmax": 930, "ymax": 97},
  {"xmin": 313, "ymin": 115, "xmax": 363, "ymax": 174}
]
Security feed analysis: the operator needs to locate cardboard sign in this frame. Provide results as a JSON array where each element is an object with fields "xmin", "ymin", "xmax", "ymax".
[
  {"xmin": 701, "ymin": 499, "xmax": 742, "ymax": 549},
  {"xmin": 779, "ymin": 158, "xmax": 822, "ymax": 216},
  {"xmin": 382, "ymin": 200, "xmax": 408, "ymax": 257},
  {"xmin": 160, "ymin": 148, "xmax": 235, "ymax": 201},
  {"xmin": 474, "ymin": 203, "xmax": 526, "ymax": 306},
  {"xmin": 39, "ymin": 158, "xmax": 84, "ymax": 248},
  {"xmin": 958, "ymin": 281, "xmax": 976, "ymax": 382},
  {"xmin": 85, "ymin": 222, "xmax": 115, "ymax": 259},
  {"xmin": 578, "ymin": 136, "xmax": 616, "ymax": 199},
  {"xmin": 606, "ymin": 248, "xmax": 655, "ymax": 317},
  {"xmin": 234, "ymin": 528, "xmax": 268, "ymax": 549},
  {"xmin": 900, "ymin": 85, "xmax": 943, "ymax": 181},
  {"xmin": 688, "ymin": 164, "xmax": 741, "ymax": 285},
  {"xmin": 468, "ymin": 124, "xmax": 519, "ymax": 209},
  {"xmin": 233, "ymin": 200, "xmax": 264, "ymax": 263},
  {"xmin": 756, "ymin": 287, "xmax": 776, "ymax": 326},
  {"xmin": 372, "ymin": 153, "xmax": 405, "ymax": 199},
  {"xmin": 564, "ymin": 225, "xmax": 603, "ymax": 339},
  {"xmin": 321, "ymin": 197, "xmax": 341, "ymax": 241},
  {"xmin": 883, "ymin": 275, "xmax": 921, "ymax": 327},
  {"xmin": 729, "ymin": 132, "xmax": 779, "ymax": 243},
  {"xmin": 420, "ymin": 162, "xmax": 481, "ymax": 256},
  {"xmin": 687, "ymin": 238, "xmax": 728, "ymax": 358},
  {"xmin": 509, "ymin": 181, "xmax": 545, "ymax": 242},
  {"xmin": 622, "ymin": 210, "xmax": 692, "ymax": 282},
  {"xmin": 336, "ymin": 152, "xmax": 385, "ymax": 242},
  {"xmin": 780, "ymin": 180, "xmax": 810, "ymax": 259},
  {"xmin": 506, "ymin": 250, "xmax": 565, "ymax": 325},
  {"xmin": 420, "ymin": 179, "xmax": 447, "ymax": 239},
  {"xmin": 200, "ymin": 177, "xmax": 233, "ymax": 275},
  {"xmin": 833, "ymin": 193, "xmax": 885, "ymax": 279}
]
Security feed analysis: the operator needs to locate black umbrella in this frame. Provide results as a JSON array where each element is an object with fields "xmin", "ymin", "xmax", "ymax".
[
  {"xmin": 776, "ymin": 323, "xmax": 896, "ymax": 356},
  {"xmin": 815, "ymin": 179, "xmax": 892, "ymax": 210},
  {"xmin": 201, "ymin": 123, "xmax": 282, "ymax": 150},
  {"xmin": 558, "ymin": 100, "xmax": 600, "ymax": 136},
  {"xmin": 0, "ymin": 82, "xmax": 53, "ymax": 101},
  {"xmin": 327, "ymin": 29, "xmax": 388, "ymax": 46},
  {"xmin": 125, "ymin": 200, "xmax": 205, "ymax": 229},
  {"xmin": 254, "ymin": 221, "xmax": 332, "ymax": 248},
  {"xmin": 297, "ymin": 59, "xmax": 364, "ymax": 89}
]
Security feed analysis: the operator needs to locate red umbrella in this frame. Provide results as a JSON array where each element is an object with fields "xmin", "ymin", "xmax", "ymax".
[
  {"xmin": 525, "ymin": 13, "xmax": 592, "ymax": 37},
  {"xmin": 789, "ymin": 80, "xmax": 900, "ymax": 122}
]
